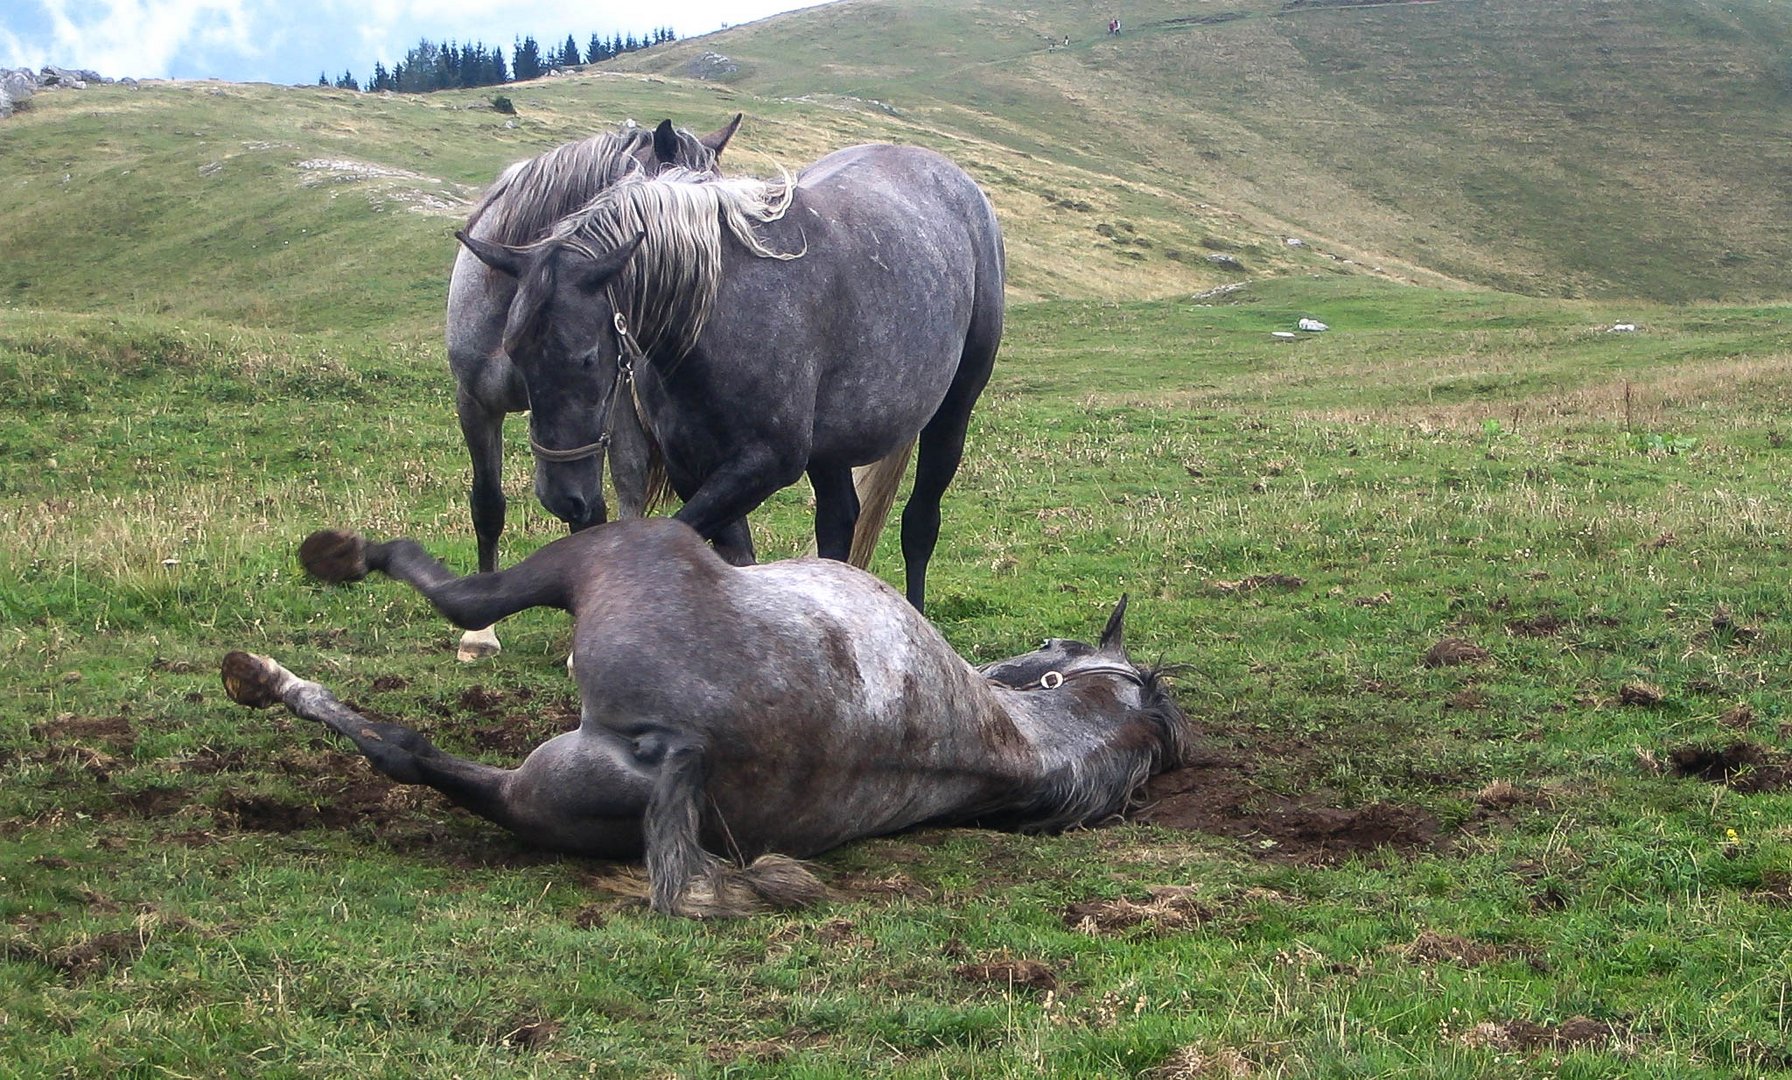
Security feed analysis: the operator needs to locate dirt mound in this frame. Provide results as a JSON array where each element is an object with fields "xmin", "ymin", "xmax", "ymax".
[
  {"xmin": 1669, "ymin": 741, "xmax": 1791, "ymax": 793},
  {"xmin": 954, "ymin": 957, "xmax": 1058, "ymax": 993},
  {"xmin": 30, "ymin": 713, "xmax": 136, "ymax": 752}
]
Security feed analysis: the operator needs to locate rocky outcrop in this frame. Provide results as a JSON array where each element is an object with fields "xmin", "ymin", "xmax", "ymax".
[{"xmin": 1, "ymin": 65, "xmax": 115, "ymax": 119}]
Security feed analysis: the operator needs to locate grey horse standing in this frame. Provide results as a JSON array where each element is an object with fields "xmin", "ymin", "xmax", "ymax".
[
  {"xmin": 222, "ymin": 520, "xmax": 1190, "ymax": 917},
  {"xmin": 448, "ymin": 115, "xmax": 740, "ymax": 660},
  {"xmin": 455, "ymin": 142, "xmax": 1005, "ymax": 613}
]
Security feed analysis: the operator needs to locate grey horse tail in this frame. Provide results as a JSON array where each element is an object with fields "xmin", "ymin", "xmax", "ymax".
[
  {"xmin": 847, "ymin": 439, "xmax": 915, "ymax": 569},
  {"xmin": 643, "ymin": 744, "xmax": 826, "ymax": 917}
]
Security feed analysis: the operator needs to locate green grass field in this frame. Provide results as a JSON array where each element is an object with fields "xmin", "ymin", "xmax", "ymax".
[
  {"xmin": 5, "ymin": 277, "xmax": 1792, "ymax": 1076},
  {"xmin": 5, "ymin": 0, "xmax": 1792, "ymax": 1073}
]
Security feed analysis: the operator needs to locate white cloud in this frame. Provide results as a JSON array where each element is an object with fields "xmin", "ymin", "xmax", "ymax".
[{"xmin": 28, "ymin": 0, "xmax": 257, "ymax": 78}]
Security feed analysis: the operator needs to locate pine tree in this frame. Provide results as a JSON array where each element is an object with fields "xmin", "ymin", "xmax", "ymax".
[
  {"xmin": 317, "ymin": 71, "xmax": 328, "ymax": 86},
  {"xmin": 559, "ymin": 34, "xmax": 580, "ymax": 67},
  {"xmin": 513, "ymin": 35, "xmax": 542, "ymax": 81},
  {"xmin": 588, "ymin": 33, "xmax": 607, "ymax": 63},
  {"xmin": 334, "ymin": 70, "xmax": 359, "ymax": 90}
]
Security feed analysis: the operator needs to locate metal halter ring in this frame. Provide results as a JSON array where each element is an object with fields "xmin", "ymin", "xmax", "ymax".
[{"xmin": 1041, "ymin": 671, "xmax": 1064, "ymax": 690}]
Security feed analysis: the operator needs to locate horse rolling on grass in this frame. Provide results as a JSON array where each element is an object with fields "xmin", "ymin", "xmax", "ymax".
[
  {"xmin": 449, "ymin": 114, "xmax": 741, "ymax": 662},
  {"xmin": 454, "ymin": 141, "xmax": 1005, "ymax": 613},
  {"xmin": 220, "ymin": 521, "xmax": 1191, "ymax": 918}
]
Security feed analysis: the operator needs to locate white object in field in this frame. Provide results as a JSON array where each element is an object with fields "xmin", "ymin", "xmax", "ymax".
[
  {"xmin": 1607, "ymin": 323, "xmax": 1637, "ymax": 333},
  {"xmin": 1298, "ymin": 318, "xmax": 1329, "ymax": 332},
  {"xmin": 1271, "ymin": 331, "xmax": 1298, "ymax": 340}
]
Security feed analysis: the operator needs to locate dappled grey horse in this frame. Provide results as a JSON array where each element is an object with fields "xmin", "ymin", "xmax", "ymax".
[
  {"xmin": 448, "ymin": 115, "xmax": 740, "ymax": 661},
  {"xmin": 220, "ymin": 520, "xmax": 1189, "ymax": 918},
  {"xmin": 454, "ymin": 142, "xmax": 1005, "ymax": 614}
]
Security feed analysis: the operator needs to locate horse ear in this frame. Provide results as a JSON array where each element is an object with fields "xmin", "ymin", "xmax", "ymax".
[
  {"xmin": 652, "ymin": 119, "xmax": 681, "ymax": 166},
  {"xmin": 565, "ymin": 232, "xmax": 646, "ymax": 295},
  {"xmin": 1099, "ymin": 594, "xmax": 1129, "ymax": 653},
  {"xmin": 457, "ymin": 230, "xmax": 526, "ymax": 279},
  {"xmin": 700, "ymin": 113, "xmax": 743, "ymax": 157}
]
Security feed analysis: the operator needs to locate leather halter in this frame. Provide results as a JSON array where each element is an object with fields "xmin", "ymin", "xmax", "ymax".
[
  {"xmin": 990, "ymin": 662, "xmax": 1145, "ymax": 692},
  {"xmin": 527, "ymin": 300, "xmax": 649, "ymax": 464}
]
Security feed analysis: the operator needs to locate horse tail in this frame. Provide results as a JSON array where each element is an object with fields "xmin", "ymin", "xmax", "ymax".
[
  {"xmin": 644, "ymin": 743, "xmax": 826, "ymax": 918},
  {"xmin": 847, "ymin": 440, "xmax": 914, "ymax": 569}
]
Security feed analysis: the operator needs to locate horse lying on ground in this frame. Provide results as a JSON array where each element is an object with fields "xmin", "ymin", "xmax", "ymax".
[{"xmin": 220, "ymin": 520, "xmax": 1190, "ymax": 917}]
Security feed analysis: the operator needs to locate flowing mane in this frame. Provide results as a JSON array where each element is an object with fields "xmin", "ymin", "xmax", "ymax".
[
  {"xmin": 465, "ymin": 125, "xmax": 719, "ymax": 245},
  {"xmin": 540, "ymin": 169, "xmax": 802, "ymax": 359}
]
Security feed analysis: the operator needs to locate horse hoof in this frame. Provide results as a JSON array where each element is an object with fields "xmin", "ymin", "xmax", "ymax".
[
  {"xmin": 457, "ymin": 627, "xmax": 502, "ymax": 663},
  {"xmin": 299, "ymin": 529, "xmax": 368, "ymax": 583},
  {"xmin": 220, "ymin": 651, "xmax": 287, "ymax": 708}
]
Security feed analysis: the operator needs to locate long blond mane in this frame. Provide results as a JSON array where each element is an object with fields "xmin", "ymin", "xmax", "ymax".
[{"xmin": 541, "ymin": 169, "xmax": 802, "ymax": 359}]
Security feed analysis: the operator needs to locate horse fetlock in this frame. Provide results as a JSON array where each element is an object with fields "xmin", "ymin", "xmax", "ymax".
[
  {"xmin": 298, "ymin": 529, "xmax": 370, "ymax": 583},
  {"xmin": 219, "ymin": 651, "xmax": 297, "ymax": 709}
]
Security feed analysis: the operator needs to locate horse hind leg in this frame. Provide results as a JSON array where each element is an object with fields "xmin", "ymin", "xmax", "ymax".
[
  {"xmin": 221, "ymin": 651, "xmax": 511, "ymax": 821},
  {"xmin": 644, "ymin": 743, "xmax": 825, "ymax": 918}
]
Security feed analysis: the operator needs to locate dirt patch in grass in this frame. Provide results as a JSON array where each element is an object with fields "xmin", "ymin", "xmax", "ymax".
[
  {"xmin": 1456, "ymin": 1016, "xmax": 1623, "ymax": 1053},
  {"xmin": 4, "ymin": 928, "xmax": 146, "ymax": 982},
  {"xmin": 1063, "ymin": 885, "xmax": 1234, "ymax": 934},
  {"xmin": 1423, "ymin": 638, "xmax": 1491, "ymax": 668},
  {"xmin": 1139, "ymin": 748, "xmax": 1440, "ymax": 862},
  {"xmin": 829, "ymin": 870, "xmax": 937, "ymax": 903},
  {"xmin": 705, "ymin": 1030, "xmax": 832, "ymax": 1066},
  {"xmin": 499, "ymin": 1018, "xmax": 561, "ymax": 1051},
  {"xmin": 30, "ymin": 713, "xmax": 137, "ymax": 752},
  {"xmin": 1669, "ymin": 740, "xmax": 1792, "ymax": 793},
  {"xmin": 1506, "ymin": 613, "xmax": 1566, "ymax": 637},
  {"xmin": 954, "ymin": 957, "xmax": 1058, "ymax": 993}
]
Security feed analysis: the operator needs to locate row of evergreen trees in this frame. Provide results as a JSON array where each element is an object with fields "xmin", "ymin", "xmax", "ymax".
[{"xmin": 321, "ymin": 27, "xmax": 676, "ymax": 93}]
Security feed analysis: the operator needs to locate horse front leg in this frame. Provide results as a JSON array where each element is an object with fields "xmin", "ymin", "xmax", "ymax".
[
  {"xmin": 456, "ymin": 389, "xmax": 508, "ymax": 661},
  {"xmin": 671, "ymin": 451, "xmax": 801, "ymax": 567},
  {"xmin": 298, "ymin": 529, "xmax": 575, "ymax": 629}
]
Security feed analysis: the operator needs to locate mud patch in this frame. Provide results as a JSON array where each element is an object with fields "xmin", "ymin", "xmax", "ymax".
[
  {"xmin": 1139, "ymin": 751, "xmax": 1440, "ymax": 862},
  {"xmin": 1456, "ymin": 1016, "xmax": 1623, "ymax": 1053},
  {"xmin": 954, "ymin": 957, "xmax": 1058, "ymax": 993},
  {"xmin": 1063, "ymin": 885, "xmax": 1218, "ymax": 934},
  {"xmin": 369, "ymin": 674, "xmax": 410, "ymax": 692},
  {"xmin": 1401, "ymin": 930, "xmax": 1504, "ymax": 967},
  {"xmin": 705, "ymin": 1030, "xmax": 831, "ymax": 1065},
  {"xmin": 1423, "ymin": 638, "xmax": 1491, "ymax": 668},
  {"xmin": 499, "ymin": 1018, "xmax": 561, "ymax": 1051},
  {"xmin": 1669, "ymin": 741, "xmax": 1791, "ymax": 793},
  {"xmin": 114, "ymin": 785, "xmax": 191, "ymax": 818},
  {"xmin": 30, "ymin": 713, "xmax": 136, "ymax": 752},
  {"xmin": 3, "ymin": 928, "xmax": 145, "ymax": 982},
  {"xmin": 213, "ymin": 775, "xmax": 398, "ymax": 832},
  {"xmin": 1505, "ymin": 614, "xmax": 1566, "ymax": 638}
]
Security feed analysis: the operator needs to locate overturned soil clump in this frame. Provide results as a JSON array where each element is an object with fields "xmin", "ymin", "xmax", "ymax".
[{"xmin": 1669, "ymin": 741, "xmax": 1792, "ymax": 794}]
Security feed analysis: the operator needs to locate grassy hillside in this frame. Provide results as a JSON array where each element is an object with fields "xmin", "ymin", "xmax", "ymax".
[{"xmin": 623, "ymin": 0, "xmax": 1792, "ymax": 302}]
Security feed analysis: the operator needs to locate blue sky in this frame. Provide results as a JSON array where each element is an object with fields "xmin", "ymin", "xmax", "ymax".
[{"xmin": 0, "ymin": 1, "xmax": 823, "ymax": 85}]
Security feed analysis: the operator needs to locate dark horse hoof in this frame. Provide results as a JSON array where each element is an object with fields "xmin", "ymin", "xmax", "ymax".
[
  {"xmin": 220, "ymin": 651, "xmax": 286, "ymax": 709},
  {"xmin": 299, "ymin": 529, "xmax": 369, "ymax": 583}
]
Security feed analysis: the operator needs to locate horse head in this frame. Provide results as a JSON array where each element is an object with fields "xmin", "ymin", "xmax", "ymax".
[
  {"xmin": 981, "ymin": 594, "xmax": 1135, "ymax": 689},
  {"xmin": 456, "ymin": 229, "xmax": 647, "ymax": 530},
  {"xmin": 648, "ymin": 113, "xmax": 742, "ymax": 174}
]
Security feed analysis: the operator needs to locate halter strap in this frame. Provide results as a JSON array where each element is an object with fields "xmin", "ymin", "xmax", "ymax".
[{"xmin": 991, "ymin": 663, "xmax": 1145, "ymax": 692}]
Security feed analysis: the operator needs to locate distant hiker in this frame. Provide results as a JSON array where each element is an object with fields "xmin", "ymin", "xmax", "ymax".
[{"xmin": 1063, "ymin": 35, "xmax": 1071, "ymax": 47}]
